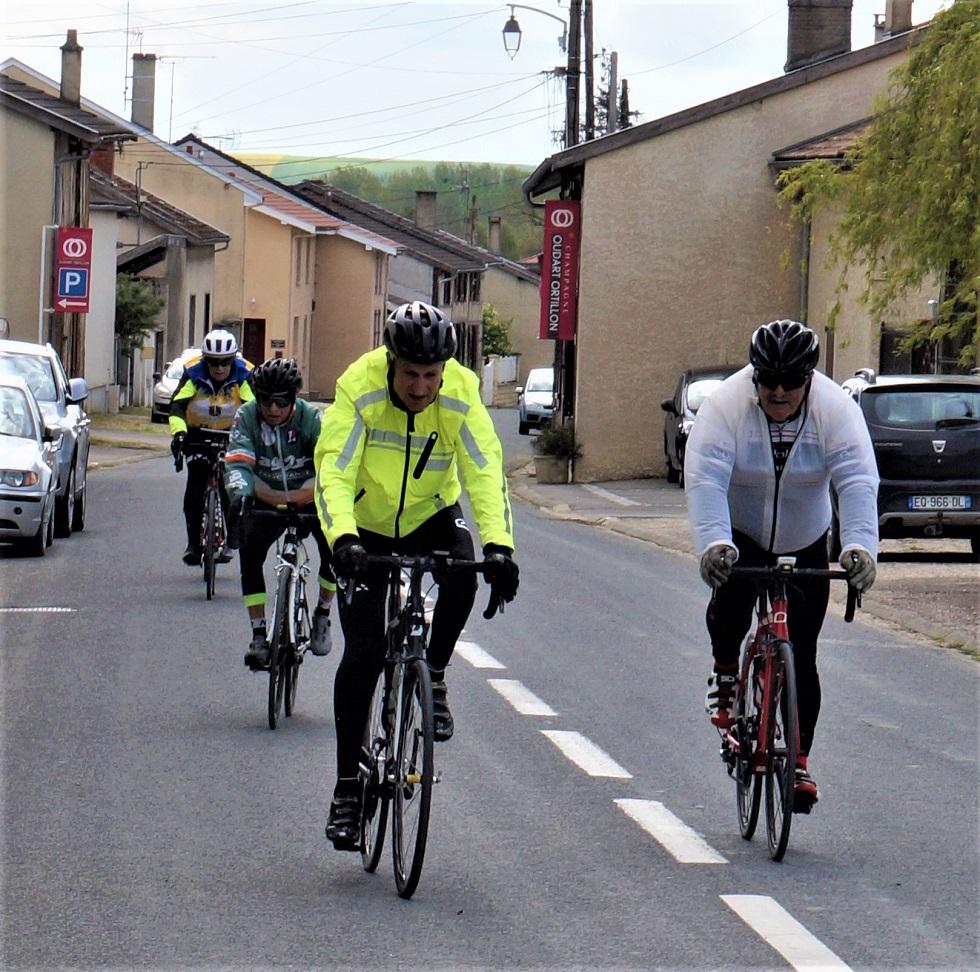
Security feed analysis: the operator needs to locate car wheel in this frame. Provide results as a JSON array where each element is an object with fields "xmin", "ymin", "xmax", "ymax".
[
  {"xmin": 677, "ymin": 445, "xmax": 686, "ymax": 489},
  {"xmin": 21, "ymin": 517, "xmax": 47, "ymax": 557},
  {"xmin": 71, "ymin": 476, "xmax": 86, "ymax": 532},
  {"xmin": 971, "ymin": 533, "xmax": 980, "ymax": 564},
  {"xmin": 54, "ymin": 463, "xmax": 75, "ymax": 538},
  {"xmin": 46, "ymin": 501, "xmax": 55, "ymax": 547},
  {"xmin": 519, "ymin": 420, "xmax": 529, "ymax": 435},
  {"xmin": 664, "ymin": 437, "xmax": 679, "ymax": 483}
]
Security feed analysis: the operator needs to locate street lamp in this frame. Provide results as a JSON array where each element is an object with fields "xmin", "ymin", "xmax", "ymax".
[{"xmin": 501, "ymin": 4, "xmax": 568, "ymax": 60}]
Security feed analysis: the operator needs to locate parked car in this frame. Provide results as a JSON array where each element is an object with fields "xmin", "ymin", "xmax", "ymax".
[
  {"xmin": 836, "ymin": 368, "xmax": 980, "ymax": 560},
  {"xmin": 0, "ymin": 376, "xmax": 58, "ymax": 555},
  {"xmin": 0, "ymin": 339, "xmax": 90, "ymax": 537},
  {"xmin": 151, "ymin": 348, "xmax": 197, "ymax": 423},
  {"xmin": 661, "ymin": 365, "xmax": 738, "ymax": 485},
  {"xmin": 518, "ymin": 367, "xmax": 555, "ymax": 435}
]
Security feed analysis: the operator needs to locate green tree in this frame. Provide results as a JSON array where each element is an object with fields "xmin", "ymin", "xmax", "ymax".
[
  {"xmin": 115, "ymin": 273, "xmax": 164, "ymax": 355},
  {"xmin": 481, "ymin": 302, "xmax": 514, "ymax": 357},
  {"xmin": 776, "ymin": 2, "xmax": 979, "ymax": 364}
]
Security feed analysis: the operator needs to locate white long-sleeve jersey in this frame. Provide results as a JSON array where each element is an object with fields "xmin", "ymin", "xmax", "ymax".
[{"xmin": 685, "ymin": 365, "xmax": 879, "ymax": 558}]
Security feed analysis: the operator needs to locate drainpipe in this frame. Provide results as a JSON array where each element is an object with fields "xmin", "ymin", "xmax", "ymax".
[{"xmin": 38, "ymin": 225, "xmax": 59, "ymax": 343}]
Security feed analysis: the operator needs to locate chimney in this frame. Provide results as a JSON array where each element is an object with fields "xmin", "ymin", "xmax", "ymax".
[
  {"xmin": 131, "ymin": 53, "xmax": 157, "ymax": 132},
  {"xmin": 415, "ymin": 190, "xmax": 437, "ymax": 230},
  {"xmin": 884, "ymin": 0, "xmax": 913, "ymax": 34},
  {"xmin": 785, "ymin": 0, "xmax": 853, "ymax": 73},
  {"xmin": 60, "ymin": 30, "xmax": 82, "ymax": 106},
  {"xmin": 488, "ymin": 216, "xmax": 501, "ymax": 254}
]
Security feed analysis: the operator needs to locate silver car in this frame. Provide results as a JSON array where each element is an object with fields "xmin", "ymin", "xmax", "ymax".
[
  {"xmin": 0, "ymin": 377, "xmax": 58, "ymax": 555},
  {"xmin": 0, "ymin": 339, "xmax": 90, "ymax": 537},
  {"xmin": 517, "ymin": 367, "xmax": 555, "ymax": 435},
  {"xmin": 152, "ymin": 348, "xmax": 197, "ymax": 423}
]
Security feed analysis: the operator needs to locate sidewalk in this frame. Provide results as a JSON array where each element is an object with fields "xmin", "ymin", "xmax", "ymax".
[{"xmin": 88, "ymin": 411, "xmax": 977, "ymax": 656}]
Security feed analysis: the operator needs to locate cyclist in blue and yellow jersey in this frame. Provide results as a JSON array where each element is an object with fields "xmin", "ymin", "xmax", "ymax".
[
  {"xmin": 169, "ymin": 328, "xmax": 253, "ymax": 566},
  {"xmin": 685, "ymin": 319, "xmax": 879, "ymax": 813},
  {"xmin": 315, "ymin": 300, "xmax": 519, "ymax": 851},
  {"xmin": 224, "ymin": 357, "xmax": 336, "ymax": 669}
]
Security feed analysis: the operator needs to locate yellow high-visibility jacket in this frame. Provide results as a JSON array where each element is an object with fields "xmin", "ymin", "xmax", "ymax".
[{"xmin": 314, "ymin": 347, "xmax": 514, "ymax": 550}]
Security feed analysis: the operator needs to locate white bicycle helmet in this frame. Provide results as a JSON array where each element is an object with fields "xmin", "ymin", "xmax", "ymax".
[{"xmin": 202, "ymin": 329, "xmax": 238, "ymax": 361}]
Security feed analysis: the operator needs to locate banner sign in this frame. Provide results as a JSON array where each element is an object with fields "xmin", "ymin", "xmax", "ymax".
[
  {"xmin": 54, "ymin": 226, "xmax": 93, "ymax": 313},
  {"xmin": 539, "ymin": 199, "xmax": 580, "ymax": 341}
]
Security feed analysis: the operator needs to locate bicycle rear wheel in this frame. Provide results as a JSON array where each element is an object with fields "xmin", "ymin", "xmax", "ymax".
[
  {"xmin": 267, "ymin": 569, "xmax": 290, "ymax": 730},
  {"xmin": 392, "ymin": 657, "xmax": 434, "ymax": 899},
  {"xmin": 360, "ymin": 669, "xmax": 391, "ymax": 873},
  {"xmin": 765, "ymin": 639, "xmax": 799, "ymax": 861},
  {"xmin": 735, "ymin": 653, "xmax": 763, "ymax": 840},
  {"xmin": 203, "ymin": 488, "xmax": 218, "ymax": 600}
]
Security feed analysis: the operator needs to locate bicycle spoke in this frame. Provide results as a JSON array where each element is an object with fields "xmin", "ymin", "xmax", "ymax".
[
  {"xmin": 765, "ymin": 640, "xmax": 798, "ymax": 861},
  {"xmin": 360, "ymin": 671, "xmax": 391, "ymax": 873},
  {"xmin": 735, "ymin": 652, "xmax": 763, "ymax": 840}
]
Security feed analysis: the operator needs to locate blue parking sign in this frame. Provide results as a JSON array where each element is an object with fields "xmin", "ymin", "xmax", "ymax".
[{"xmin": 58, "ymin": 267, "xmax": 89, "ymax": 298}]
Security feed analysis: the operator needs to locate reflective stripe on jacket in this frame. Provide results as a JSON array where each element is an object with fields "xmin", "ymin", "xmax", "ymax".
[
  {"xmin": 314, "ymin": 346, "xmax": 514, "ymax": 549},
  {"xmin": 685, "ymin": 365, "xmax": 879, "ymax": 557}
]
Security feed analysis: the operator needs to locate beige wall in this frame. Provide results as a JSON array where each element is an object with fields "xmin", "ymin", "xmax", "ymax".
[
  {"xmin": 115, "ymin": 138, "xmax": 246, "ymax": 325},
  {"xmin": 310, "ymin": 235, "xmax": 384, "ymax": 400},
  {"xmin": 0, "ymin": 108, "xmax": 55, "ymax": 343},
  {"xmin": 242, "ymin": 211, "xmax": 292, "ymax": 363},
  {"xmin": 483, "ymin": 268, "xmax": 549, "ymax": 383},
  {"xmin": 573, "ymin": 50, "xmax": 910, "ymax": 482}
]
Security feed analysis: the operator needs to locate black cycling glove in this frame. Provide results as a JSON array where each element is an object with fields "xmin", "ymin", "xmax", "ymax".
[
  {"xmin": 332, "ymin": 534, "xmax": 369, "ymax": 578},
  {"xmin": 170, "ymin": 431, "xmax": 186, "ymax": 461},
  {"xmin": 482, "ymin": 543, "xmax": 519, "ymax": 603}
]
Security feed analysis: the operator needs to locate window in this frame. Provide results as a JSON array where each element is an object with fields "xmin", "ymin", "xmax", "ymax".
[
  {"xmin": 294, "ymin": 239, "xmax": 302, "ymax": 286},
  {"xmin": 188, "ymin": 294, "xmax": 197, "ymax": 347},
  {"xmin": 203, "ymin": 292, "xmax": 211, "ymax": 329},
  {"xmin": 454, "ymin": 274, "xmax": 467, "ymax": 302},
  {"xmin": 442, "ymin": 277, "xmax": 452, "ymax": 305},
  {"xmin": 374, "ymin": 253, "xmax": 384, "ymax": 296},
  {"xmin": 373, "ymin": 309, "xmax": 383, "ymax": 347},
  {"xmin": 305, "ymin": 238, "xmax": 313, "ymax": 284}
]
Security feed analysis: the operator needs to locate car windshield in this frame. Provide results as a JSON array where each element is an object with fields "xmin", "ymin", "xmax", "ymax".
[
  {"xmin": 0, "ymin": 387, "xmax": 36, "ymax": 438},
  {"xmin": 865, "ymin": 388, "xmax": 980, "ymax": 429},
  {"xmin": 526, "ymin": 373, "xmax": 553, "ymax": 393},
  {"xmin": 686, "ymin": 378, "xmax": 726, "ymax": 413},
  {"xmin": 0, "ymin": 353, "xmax": 56, "ymax": 403}
]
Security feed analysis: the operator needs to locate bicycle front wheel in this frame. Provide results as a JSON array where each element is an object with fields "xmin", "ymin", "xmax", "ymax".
[
  {"xmin": 765, "ymin": 639, "xmax": 799, "ymax": 861},
  {"xmin": 203, "ymin": 488, "xmax": 218, "ymax": 600},
  {"xmin": 735, "ymin": 652, "xmax": 763, "ymax": 840},
  {"xmin": 360, "ymin": 669, "xmax": 391, "ymax": 873},
  {"xmin": 284, "ymin": 574, "xmax": 303, "ymax": 718},
  {"xmin": 267, "ymin": 569, "xmax": 290, "ymax": 730},
  {"xmin": 391, "ymin": 657, "xmax": 434, "ymax": 899}
]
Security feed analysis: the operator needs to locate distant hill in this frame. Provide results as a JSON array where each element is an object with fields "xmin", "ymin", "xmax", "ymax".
[{"xmin": 237, "ymin": 153, "xmax": 545, "ymax": 262}]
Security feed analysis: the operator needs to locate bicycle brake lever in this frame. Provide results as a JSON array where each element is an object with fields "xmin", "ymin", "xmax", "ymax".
[
  {"xmin": 483, "ymin": 591, "xmax": 502, "ymax": 620},
  {"xmin": 844, "ymin": 585, "xmax": 859, "ymax": 623}
]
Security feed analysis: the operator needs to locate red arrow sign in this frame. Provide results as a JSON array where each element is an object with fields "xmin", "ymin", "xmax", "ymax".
[{"xmin": 56, "ymin": 296, "xmax": 89, "ymax": 311}]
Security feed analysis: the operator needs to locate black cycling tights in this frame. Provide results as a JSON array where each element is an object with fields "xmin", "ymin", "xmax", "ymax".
[
  {"xmin": 333, "ymin": 504, "xmax": 477, "ymax": 778},
  {"xmin": 707, "ymin": 529, "xmax": 830, "ymax": 755}
]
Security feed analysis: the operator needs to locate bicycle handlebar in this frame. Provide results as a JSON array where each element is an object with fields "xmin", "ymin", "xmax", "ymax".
[
  {"xmin": 728, "ymin": 565, "xmax": 861, "ymax": 623},
  {"xmin": 247, "ymin": 505, "xmax": 320, "ymax": 528},
  {"xmin": 173, "ymin": 428, "xmax": 230, "ymax": 473},
  {"xmin": 349, "ymin": 552, "xmax": 503, "ymax": 619}
]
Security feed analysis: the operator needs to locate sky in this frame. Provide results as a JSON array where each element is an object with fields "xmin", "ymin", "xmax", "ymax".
[{"xmin": 3, "ymin": 0, "xmax": 951, "ymax": 173}]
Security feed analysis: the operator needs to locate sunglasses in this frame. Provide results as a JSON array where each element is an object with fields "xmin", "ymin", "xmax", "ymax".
[
  {"xmin": 258, "ymin": 395, "xmax": 294, "ymax": 408},
  {"xmin": 205, "ymin": 357, "xmax": 232, "ymax": 368},
  {"xmin": 754, "ymin": 369, "xmax": 809, "ymax": 391}
]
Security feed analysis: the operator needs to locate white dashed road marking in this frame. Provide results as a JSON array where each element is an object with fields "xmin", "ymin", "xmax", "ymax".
[
  {"xmin": 541, "ymin": 730, "xmax": 632, "ymax": 778},
  {"xmin": 0, "ymin": 607, "xmax": 76, "ymax": 613},
  {"xmin": 454, "ymin": 640, "xmax": 506, "ymax": 669},
  {"xmin": 488, "ymin": 679, "xmax": 558, "ymax": 716},
  {"xmin": 721, "ymin": 895, "xmax": 852, "ymax": 971},
  {"xmin": 615, "ymin": 799, "xmax": 727, "ymax": 864},
  {"xmin": 581, "ymin": 484, "xmax": 642, "ymax": 506}
]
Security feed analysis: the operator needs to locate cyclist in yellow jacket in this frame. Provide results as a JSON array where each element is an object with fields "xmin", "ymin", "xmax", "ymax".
[{"xmin": 315, "ymin": 300, "xmax": 519, "ymax": 851}]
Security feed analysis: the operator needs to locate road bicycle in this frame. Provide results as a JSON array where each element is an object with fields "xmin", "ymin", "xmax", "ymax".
[
  {"xmin": 247, "ymin": 505, "xmax": 318, "ymax": 730},
  {"xmin": 175, "ymin": 428, "xmax": 230, "ymax": 600},
  {"xmin": 716, "ymin": 557, "xmax": 860, "ymax": 861},
  {"xmin": 354, "ymin": 552, "xmax": 501, "ymax": 899}
]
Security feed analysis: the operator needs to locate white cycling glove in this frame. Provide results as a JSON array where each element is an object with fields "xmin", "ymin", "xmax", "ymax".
[
  {"xmin": 700, "ymin": 543, "xmax": 738, "ymax": 589},
  {"xmin": 840, "ymin": 547, "xmax": 876, "ymax": 592}
]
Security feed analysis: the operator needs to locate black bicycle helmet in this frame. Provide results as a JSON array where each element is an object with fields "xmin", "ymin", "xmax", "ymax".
[
  {"xmin": 383, "ymin": 301, "xmax": 457, "ymax": 364},
  {"xmin": 250, "ymin": 357, "xmax": 302, "ymax": 399},
  {"xmin": 749, "ymin": 320, "xmax": 819, "ymax": 376}
]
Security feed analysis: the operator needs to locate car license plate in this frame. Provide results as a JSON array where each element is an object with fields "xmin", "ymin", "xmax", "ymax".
[{"xmin": 908, "ymin": 495, "xmax": 972, "ymax": 510}]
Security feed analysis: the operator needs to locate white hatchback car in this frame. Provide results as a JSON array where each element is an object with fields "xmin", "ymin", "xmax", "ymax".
[
  {"xmin": 0, "ymin": 376, "xmax": 58, "ymax": 555},
  {"xmin": 517, "ymin": 367, "xmax": 555, "ymax": 435}
]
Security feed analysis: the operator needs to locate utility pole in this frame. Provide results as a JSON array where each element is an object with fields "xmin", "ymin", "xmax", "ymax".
[
  {"xmin": 584, "ymin": 0, "xmax": 595, "ymax": 141},
  {"xmin": 565, "ymin": 0, "xmax": 581, "ymax": 148},
  {"xmin": 607, "ymin": 51, "xmax": 619, "ymax": 132}
]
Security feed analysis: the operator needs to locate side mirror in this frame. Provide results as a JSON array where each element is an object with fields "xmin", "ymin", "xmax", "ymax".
[
  {"xmin": 515, "ymin": 386, "xmax": 524, "ymax": 396},
  {"xmin": 661, "ymin": 397, "xmax": 677, "ymax": 414},
  {"xmin": 43, "ymin": 426, "xmax": 63, "ymax": 450},
  {"xmin": 67, "ymin": 377, "xmax": 88, "ymax": 404},
  {"xmin": 152, "ymin": 371, "xmax": 162, "ymax": 382}
]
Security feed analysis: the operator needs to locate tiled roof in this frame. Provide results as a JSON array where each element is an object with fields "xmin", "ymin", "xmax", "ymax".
[
  {"xmin": 92, "ymin": 168, "xmax": 228, "ymax": 246},
  {"xmin": 771, "ymin": 117, "xmax": 871, "ymax": 165},
  {"xmin": 0, "ymin": 74, "xmax": 134, "ymax": 143}
]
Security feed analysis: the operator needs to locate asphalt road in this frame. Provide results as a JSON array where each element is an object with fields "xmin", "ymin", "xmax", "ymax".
[{"xmin": 1, "ymin": 447, "xmax": 977, "ymax": 971}]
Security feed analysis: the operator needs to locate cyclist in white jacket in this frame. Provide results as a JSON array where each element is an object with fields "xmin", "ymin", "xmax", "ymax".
[{"xmin": 685, "ymin": 320, "xmax": 879, "ymax": 812}]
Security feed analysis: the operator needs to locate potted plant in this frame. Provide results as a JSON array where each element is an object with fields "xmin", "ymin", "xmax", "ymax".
[{"xmin": 532, "ymin": 423, "xmax": 581, "ymax": 484}]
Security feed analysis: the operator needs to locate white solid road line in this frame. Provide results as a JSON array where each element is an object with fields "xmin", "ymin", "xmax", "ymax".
[
  {"xmin": 454, "ymin": 640, "xmax": 506, "ymax": 669},
  {"xmin": 614, "ymin": 799, "xmax": 727, "ymax": 864},
  {"xmin": 541, "ymin": 730, "xmax": 633, "ymax": 778},
  {"xmin": 721, "ymin": 895, "xmax": 852, "ymax": 971},
  {"xmin": 581, "ymin": 483, "xmax": 642, "ymax": 506},
  {"xmin": 488, "ymin": 679, "xmax": 558, "ymax": 716}
]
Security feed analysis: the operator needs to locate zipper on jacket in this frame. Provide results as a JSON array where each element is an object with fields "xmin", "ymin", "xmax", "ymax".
[
  {"xmin": 765, "ymin": 399, "xmax": 809, "ymax": 554},
  {"xmin": 274, "ymin": 424, "xmax": 290, "ymax": 494},
  {"xmin": 394, "ymin": 411, "xmax": 415, "ymax": 539},
  {"xmin": 413, "ymin": 431, "xmax": 438, "ymax": 479}
]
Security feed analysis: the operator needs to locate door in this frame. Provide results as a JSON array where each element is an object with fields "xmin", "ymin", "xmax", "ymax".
[{"xmin": 242, "ymin": 318, "xmax": 266, "ymax": 367}]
